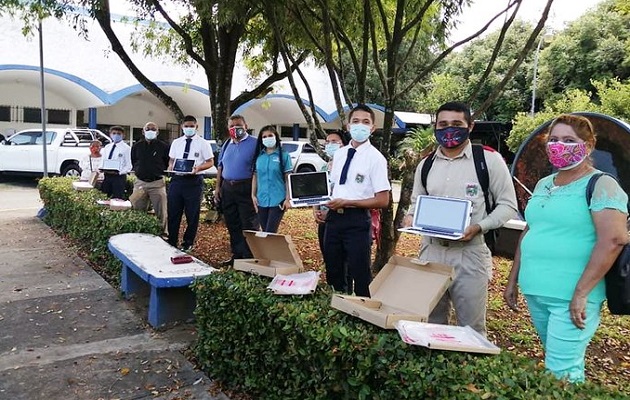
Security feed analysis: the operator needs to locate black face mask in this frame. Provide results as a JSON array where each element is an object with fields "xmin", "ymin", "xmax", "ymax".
[{"xmin": 434, "ymin": 126, "xmax": 470, "ymax": 148}]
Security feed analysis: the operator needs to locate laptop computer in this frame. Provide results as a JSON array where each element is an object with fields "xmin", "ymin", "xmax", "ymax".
[
  {"xmin": 165, "ymin": 158, "xmax": 195, "ymax": 175},
  {"xmin": 288, "ymin": 171, "xmax": 332, "ymax": 208},
  {"xmin": 398, "ymin": 195, "xmax": 473, "ymax": 240},
  {"xmin": 100, "ymin": 159, "xmax": 121, "ymax": 173}
]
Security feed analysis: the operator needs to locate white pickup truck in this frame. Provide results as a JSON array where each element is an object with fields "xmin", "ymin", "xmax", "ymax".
[{"xmin": 0, "ymin": 128, "xmax": 111, "ymax": 177}]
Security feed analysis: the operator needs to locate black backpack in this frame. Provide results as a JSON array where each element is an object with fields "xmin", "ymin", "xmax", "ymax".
[
  {"xmin": 420, "ymin": 144, "xmax": 498, "ymax": 252},
  {"xmin": 586, "ymin": 173, "xmax": 630, "ymax": 315}
]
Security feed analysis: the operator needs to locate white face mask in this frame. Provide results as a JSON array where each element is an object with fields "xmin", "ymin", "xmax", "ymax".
[
  {"xmin": 144, "ymin": 130, "xmax": 157, "ymax": 140},
  {"xmin": 262, "ymin": 136, "xmax": 277, "ymax": 149},
  {"xmin": 183, "ymin": 127, "xmax": 196, "ymax": 137}
]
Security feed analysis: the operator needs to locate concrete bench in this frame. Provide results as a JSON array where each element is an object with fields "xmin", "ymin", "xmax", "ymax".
[{"xmin": 108, "ymin": 233, "xmax": 217, "ymax": 328}]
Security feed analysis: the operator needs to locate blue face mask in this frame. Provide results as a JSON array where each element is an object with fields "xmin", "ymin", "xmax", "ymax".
[
  {"xmin": 325, "ymin": 143, "xmax": 341, "ymax": 157},
  {"xmin": 434, "ymin": 126, "xmax": 470, "ymax": 148},
  {"xmin": 111, "ymin": 133, "xmax": 123, "ymax": 143},
  {"xmin": 349, "ymin": 124, "xmax": 371, "ymax": 143},
  {"xmin": 183, "ymin": 127, "xmax": 196, "ymax": 137},
  {"xmin": 262, "ymin": 136, "xmax": 276, "ymax": 149}
]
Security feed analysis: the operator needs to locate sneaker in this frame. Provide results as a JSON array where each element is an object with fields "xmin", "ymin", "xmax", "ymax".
[
  {"xmin": 219, "ymin": 258, "xmax": 234, "ymax": 268},
  {"xmin": 180, "ymin": 244, "xmax": 193, "ymax": 253}
]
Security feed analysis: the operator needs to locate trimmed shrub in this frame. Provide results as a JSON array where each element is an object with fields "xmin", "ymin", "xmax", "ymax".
[
  {"xmin": 38, "ymin": 177, "xmax": 162, "ymax": 281},
  {"xmin": 193, "ymin": 271, "xmax": 623, "ymax": 400}
]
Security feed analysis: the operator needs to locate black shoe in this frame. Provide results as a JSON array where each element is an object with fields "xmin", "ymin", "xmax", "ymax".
[
  {"xmin": 219, "ymin": 258, "xmax": 234, "ymax": 268},
  {"xmin": 180, "ymin": 244, "xmax": 193, "ymax": 253}
]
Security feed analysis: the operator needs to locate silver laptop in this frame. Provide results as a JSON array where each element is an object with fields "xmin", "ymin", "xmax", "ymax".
[
  {"xmin": 288, "ymin": 171, "xmax": 332, "ymax": 208},
  {"xmin": 398, "ymin": 195, "xmax": 473, "ymax": 240},
  {"xmin": 166, "ymin": 158, "xmax": 195, "ymax": 175},
  {"xmin": 100, "ymin": 159, "xmax": 121, "ymax": 173}
]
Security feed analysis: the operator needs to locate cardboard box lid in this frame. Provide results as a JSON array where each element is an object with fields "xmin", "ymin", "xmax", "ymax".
[
  {"xmin": 369, "ymin": 255, "xmax": 453, "ymax": 318},
  {"xmin": 242, "ymin": 230, "xmax": 303, "ymax": 268}
]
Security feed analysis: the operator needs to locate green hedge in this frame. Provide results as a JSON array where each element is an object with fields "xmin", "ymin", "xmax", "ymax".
[
  {"xmin": 38, "ymin": 177, "xmax": 162, "ymax": 281},
  {"xmin": 193, "ymin": 271, "xmax": 622, "ymax": 400}
]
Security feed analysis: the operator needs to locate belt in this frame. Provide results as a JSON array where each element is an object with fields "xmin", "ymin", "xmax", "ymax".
[
  {"xmin": 224, "ymin": 179, "xmax": 252, "ymax": 186},
  {"xmin": 334, "ymin": 208, "xmax": 369, "ymax": 215},
  {"xmin": 137, "ymin": 176, "xmax": 163, "ymax": 183},
  {"xmin": 428, "ymin": 235, "xmax": 485, "ymax": 247}
]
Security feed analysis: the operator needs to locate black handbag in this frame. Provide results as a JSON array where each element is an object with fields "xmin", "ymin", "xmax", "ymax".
[{"xmin": 586, "ymin": 173, "xmax": 630, "ymax": 315}]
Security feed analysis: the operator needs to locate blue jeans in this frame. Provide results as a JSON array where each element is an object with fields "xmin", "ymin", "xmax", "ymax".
[
  {"xmin": 257, "ymin": 206, "xmax": 285, "ymax": 233},
  {"xmin": 525, "ymin": 294, "xmax": 602, "ymax": 382}
]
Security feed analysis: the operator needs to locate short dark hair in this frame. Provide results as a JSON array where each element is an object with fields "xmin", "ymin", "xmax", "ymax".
[
  {"xmin": 435, "ymin": 102, "xmax": 473, "ymax": 126},
  {"xmin": 348, "ymin": 104, "xmax": 375, "ymax": 124},
  {"xmin": 109, "ymin": 125, "xmax": 124, "ymax": 134},
  {"xmin": 229, "ymin": 114, "xmax": 247, "ymax": 124},
  {"xmin": 182, "ymin": 115, "xmax": 197, "ymax": 123},
  {"xmin": 326, "ymin": 130, "xmax": 349, "ymax": 146}
]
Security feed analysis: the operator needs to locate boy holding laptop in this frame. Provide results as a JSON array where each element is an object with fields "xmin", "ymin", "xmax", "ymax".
[
  {"xmin": 166, "ymin": 115, "xmax": 214, "ymax": 252},
  {"xmin": 323, "ymin": 104, "xmax": 391, "ymax": 297},
  {"xmin": 403, "ymin": 102, "xmax": 517, "ymax": 337},
  {"xmin": 100, "ymin": 126, "xmax": 132, "ymax": 199}
]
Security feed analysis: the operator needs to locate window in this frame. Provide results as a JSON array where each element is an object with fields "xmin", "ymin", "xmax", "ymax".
[
  {"xmin": 0, "ymin": 105, "xmax": 10, "ymax": 122},
  {"xmin": 281, "ymin": 143, "xmax": 298, "ymax": 153},
  {"xmin": 47, "ymin": 109, "xmax": 70, "ymax": 125},
  {"xmin": 9, "ymin": 131, "xmax": 55, "ymax": 145},
  {"xmin": 23, "ymin": 107, "xmax": 42, "ymax": 123}
]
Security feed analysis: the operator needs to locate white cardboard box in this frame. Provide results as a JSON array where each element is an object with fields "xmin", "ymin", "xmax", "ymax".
[
  {"xmin": 395, "ymin": 320, "xmax": 501, "ymax": 354},
  {"xmin": 233, "ymin": 230, "xmax": 304, "ymax": 278},
  {"xmin": 331, "ymin": 255, "xmax": 454, "ymax": 329},
  {"xmin": 72, "ymin": 181, "xmax": 93, "ymax": 191}
]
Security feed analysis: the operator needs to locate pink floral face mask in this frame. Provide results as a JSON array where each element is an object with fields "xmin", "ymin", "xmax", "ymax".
[{"xmin": 546, "ymin": 141, "xmax": 588, "ymax": 170}]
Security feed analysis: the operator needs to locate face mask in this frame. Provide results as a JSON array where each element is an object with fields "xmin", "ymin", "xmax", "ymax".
[
  {"xmin": 349, "ymin": 124, "xmax": 371, "ymax": 143},
  {"xmin": 434, "ymin": 126, "xmax": 469, "ymax": 148},
  {"xmin": 183, "ymin": 127, "xmax": 196, "ymax": 137},
  {"xmin": 144, "ymin": 130, "xmax": 157, "ymax": 140},
  {"xmin": 262, "ymin": 136, "xmax": 276, "ymax": 148},
  {"xmin": 111, "ymin": 133, "xmax": 123, "ymax": 143},
  {"xmin": 546, "ymin": 141, "xmax": 588, "ymax": 170},
  {"xmin": 229, "ymin": 126, "xmax": 247, "ymax": 140},
  {"xmin": 325, "ymin": 143, "xmax": 341, "ymax": 157}
]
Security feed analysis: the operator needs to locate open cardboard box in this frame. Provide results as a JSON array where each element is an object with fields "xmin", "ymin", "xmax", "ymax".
[
  {"xmin": 331, "ymin": 255, "xmax": 454, "ymax": 329},
  {"xmin": 233, "ymin": 230, "xmax": 304, "ymax": 278}
]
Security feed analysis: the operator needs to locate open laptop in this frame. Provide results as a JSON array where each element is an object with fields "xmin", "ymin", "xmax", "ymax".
[
  {"xmin": 398, "ymin": 195, "xmax": 473, "ymax": 240},
  {"xmin": 288, "ymin": 171, "xmax": 332, "ymax": 208},
  {"xmin": 166, "ymin": 158, "xmax": 195, "ymax": 175},
  {"xmin": 100, "ymin": 159, "xmax": 121, "ymax": 173}
]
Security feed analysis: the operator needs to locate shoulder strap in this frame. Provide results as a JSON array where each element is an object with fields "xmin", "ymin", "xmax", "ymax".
[
  {"xmin": 420, "ymin": 151, "xmax": 436, "ymax": 193},
  {"xmin": 586, "ymin": 172, "xmax": 610, "ymax": 207},
  {"xmin": 472, "ymin": 144, "xmax": 492, "ymax": 215}
]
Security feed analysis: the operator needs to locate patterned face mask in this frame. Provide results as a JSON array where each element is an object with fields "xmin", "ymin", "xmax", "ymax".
[
  {"xmin": 434, "ymin": 126, "xmax": 469, "ymax": 148},
  {"xmin": 546, "ymin": 141, "xmax": 588, "ymax": 170}
]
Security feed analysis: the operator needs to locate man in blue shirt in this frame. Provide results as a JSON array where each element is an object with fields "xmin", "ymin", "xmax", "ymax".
[{"xmin": 215, "ymin": 114, "xmax": 259, "ymax": 265}]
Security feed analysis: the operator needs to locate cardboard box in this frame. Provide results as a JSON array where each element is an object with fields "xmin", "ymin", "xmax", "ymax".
[
  {"xmin": 494, "ymin": 219, "xmax": 527, "ymax": 259},
  {"xmin": 72, "ymin": 181, "xmax": 93, "ymax": 191},
  {"xmin": 394, "ymin": 320, "xmax": 500, "ymax": 354},
  {"xmin": 331, "ymin": 255, "xmax": 453, "ymax": 329},
  {"xmin": 233, "ymin": 230, "xmax": 304, "ymax": 278},
  {"xmin": 109, "ymin": 199, "xmax": 132, "ymax": 211}
]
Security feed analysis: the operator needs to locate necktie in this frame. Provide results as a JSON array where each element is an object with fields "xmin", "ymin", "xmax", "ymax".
[
  {"xmin": 183, "ymin": 138, "xmax": 192, "ymax": 159},
  {"xmin": 339, "ymin": 148, "xmax": 356, "ymax": 185},
  {"xmin": 108, "ymin": 144, "xmax": 116, "ymax": 159}
]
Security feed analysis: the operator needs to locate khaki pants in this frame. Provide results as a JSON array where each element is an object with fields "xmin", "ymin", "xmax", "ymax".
[
  {"xmin": 130, "ymin": 178, "xmax": 168, "ymax": 234},
  {"xmin": 418, "ymin": 235, "xmax": 493, "ymax": 337}
]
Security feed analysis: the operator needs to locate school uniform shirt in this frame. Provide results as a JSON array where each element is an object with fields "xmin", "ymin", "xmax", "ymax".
[
  {"xmin": 329, "ymin": 141, "xmax": 391, "ymax": 201},
  {"xmin": 255, "ymin": 148, "xmax": 292, "ymax": 207},
  {"xmin": 408, "ymin": 141, "xmax": 517, "ymax": 233},
  {"xmin": 169, "ymin": 135, "xmax": 213, "ymax": 167},
  {"xmin": 101, "ymin": 141, "xmax": 132, "ymax": 175}
]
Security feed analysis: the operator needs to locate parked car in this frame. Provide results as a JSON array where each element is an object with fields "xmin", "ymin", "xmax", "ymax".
[
  {"xmin": 280, "ymin": 140, "xmax": 327, "ymax": 173},
  {"xmin": 0, "ymin": 128, "xmax": 111, "ymax": 177}
]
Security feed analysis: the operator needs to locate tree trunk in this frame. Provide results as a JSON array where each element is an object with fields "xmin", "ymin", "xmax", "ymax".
[{"xmin": 94, "ymin": 1, "xmax": 184, "ymax": 122}]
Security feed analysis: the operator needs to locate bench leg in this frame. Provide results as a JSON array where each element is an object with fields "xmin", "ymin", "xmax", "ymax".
[
  {"xmin": 120, "ymin": 264, "xmax": 147, "ymax": 299},
  {"xmin": 148, "ymin": 286, "xmax": 197, "ymax": 328}
]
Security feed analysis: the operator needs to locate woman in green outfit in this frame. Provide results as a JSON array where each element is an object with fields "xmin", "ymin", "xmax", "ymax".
[{"xmin": 504, "ymin": 114, "xmax": 628, "ymax": 382}]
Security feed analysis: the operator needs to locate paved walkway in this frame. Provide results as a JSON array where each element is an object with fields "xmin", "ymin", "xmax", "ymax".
[{"xmin": 0, "ymin": 178, "xmax": 227, "ymax": 400}]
